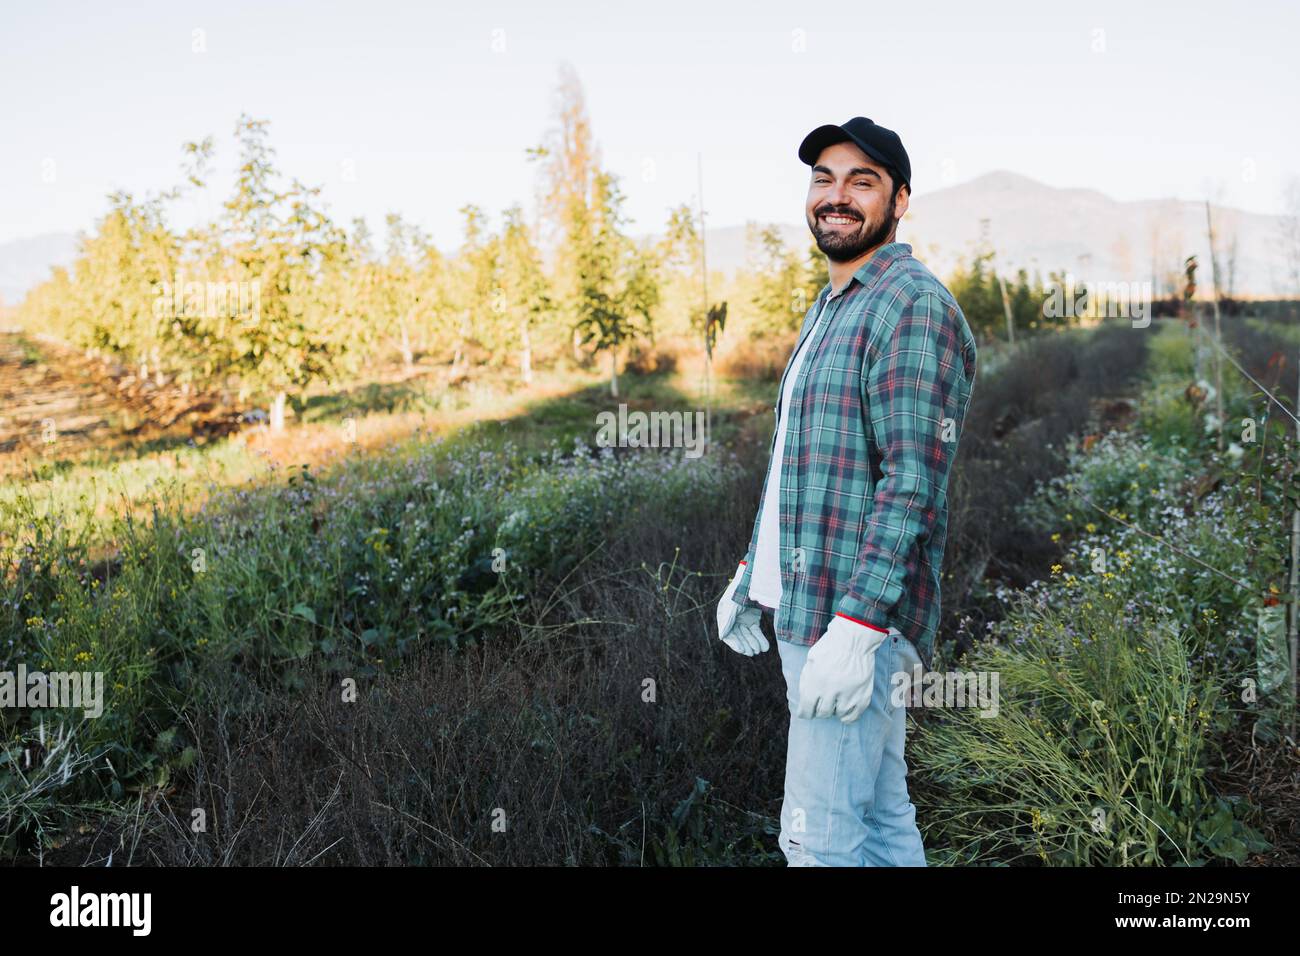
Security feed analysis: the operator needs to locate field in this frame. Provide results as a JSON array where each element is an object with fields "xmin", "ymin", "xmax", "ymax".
[{"xmin": 3, "ymin": 312, "xmax": 1296, "ymax": 866}]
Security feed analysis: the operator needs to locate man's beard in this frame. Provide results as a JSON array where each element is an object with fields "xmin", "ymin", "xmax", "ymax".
[{"xmin": 809, "ymin": 202, "xmax": 896, "ymax": 263}]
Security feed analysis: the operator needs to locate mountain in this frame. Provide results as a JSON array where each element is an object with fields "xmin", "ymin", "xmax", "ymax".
[
  {"xmin": 681, "ymin": 171, "xmax": 1295, "ymax": 298},
  {"xmin": 0, "ymin": 232, "xmax": 79, "ymax": 308},
  {"xmin": 6, "ymin": 174, "xmax": 1293, "ymax": 307}
]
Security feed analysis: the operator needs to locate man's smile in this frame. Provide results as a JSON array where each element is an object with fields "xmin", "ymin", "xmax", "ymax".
[{"xmin": 820, "ymin": 212, "xmax": 861, "ymax": 227}]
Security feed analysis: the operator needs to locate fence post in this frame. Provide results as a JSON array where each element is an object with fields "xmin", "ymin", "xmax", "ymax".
[
  {"xmin": 1206, "ymin": 202, "xmax": 1225, "ymax": 452},
  {"xmin": 1291, "ymin": 350, "xmax": 1300, "ymax": 736}
]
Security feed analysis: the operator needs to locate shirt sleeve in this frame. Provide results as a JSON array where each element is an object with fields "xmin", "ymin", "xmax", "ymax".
[
  {"xmin": 834, "ymin": 291, "xmax": 971, "ymax": 630},
  {"xmin": 729, "ymin": 550, "xmax": 759, "ymax": 609}
]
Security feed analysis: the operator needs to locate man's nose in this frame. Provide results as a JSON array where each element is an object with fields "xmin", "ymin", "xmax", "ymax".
[{"xmin": 824, "ymin": 179, "xmax": 851, "ymax": 207}]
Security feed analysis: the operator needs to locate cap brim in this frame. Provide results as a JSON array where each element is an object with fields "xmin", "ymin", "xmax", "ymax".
[
  {"xmin": 798, "ymin": 125, "xmax": 906, "ymax": 188},
  {"xmin": 798, "ymin": 124, "xmax": 851, "ymax": 165}
]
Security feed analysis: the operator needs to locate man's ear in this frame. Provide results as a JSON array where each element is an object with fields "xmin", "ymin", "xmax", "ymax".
[{"xmin": 894, "ymin": 183, "xmax": 910, "ymax": 220}]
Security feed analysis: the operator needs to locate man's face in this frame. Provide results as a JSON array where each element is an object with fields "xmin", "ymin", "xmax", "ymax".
[{"xmin": 806, "ymin": 141, "xmax": 909, "ymax": 263}]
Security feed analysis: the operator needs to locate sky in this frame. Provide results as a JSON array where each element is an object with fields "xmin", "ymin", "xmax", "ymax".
[{"xmin": 2, "ymin": 0, "xmax": 1297, "ymax": 250}]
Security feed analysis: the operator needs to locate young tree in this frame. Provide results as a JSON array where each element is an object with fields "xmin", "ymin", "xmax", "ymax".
[
  {"xmin": 213, "ymin": 114, "xmax": 348, "ymax": 431},
  {"xmin": 747, "ymin": 223, "xmax": 812, "ymax": 336},
  {"xmin": 948, "ymin": 252, "xmax": 1006, "ymax": 338},
  {"xmin": 527, "ymin": 62, "xmax": 604, "ymax": 366},
  {"xmin": 448, "ymin": 203, "xmax": 502, "ymax": 372},
  {"xmin": 381, "ymin": 212, "xmax": 437, "ymax": 371},
  {"xmin": 571, "ymin": 172, "xmax": 659, "ymax": 397},
  {"xmin": 497, "ymin": 205, "xmax": 553, "ymax": 384}
]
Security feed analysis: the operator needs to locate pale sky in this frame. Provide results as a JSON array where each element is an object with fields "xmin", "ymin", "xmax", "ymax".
[{"xmin": 2, "ymin": 0, "xmax": 1297, "ymax": 249}]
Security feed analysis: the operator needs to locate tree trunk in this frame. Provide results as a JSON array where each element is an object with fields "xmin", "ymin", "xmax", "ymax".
[
  {"xmin": 609, "ymin": 348, "xmax": 618, "ymax": 398},
  {"xmin": 399, "ymin": 316, "xmax": 414, "ymax": 371},
  {"xmin": 520, "ymin": 318, "xmax": 533, "ymax": 385},
  {"xmin": 270, "ymin": 390, "xmax": 287, "ymax": 432}
]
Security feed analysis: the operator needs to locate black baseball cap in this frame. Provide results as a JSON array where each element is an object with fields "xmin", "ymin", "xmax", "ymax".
[{"xmin": 798, "ymin": 117, "xmax": 911, "ymax": 192}]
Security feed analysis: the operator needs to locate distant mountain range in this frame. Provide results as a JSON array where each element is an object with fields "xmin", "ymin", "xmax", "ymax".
[
  {"xmin": 676, "ymin": 171, "xmax": 1296, "ymax": 298},
  {"xmin": 3, "ymin": 172, "xmax": 1294, "ymax": 307},
  {"xmin": 0, "ymin": 232, "xmax": 79, "ymax": 308}
]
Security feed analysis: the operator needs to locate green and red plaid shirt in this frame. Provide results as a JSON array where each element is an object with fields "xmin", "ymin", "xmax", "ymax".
[{"xmin": 731, "ymin": 241, "xmax": 977, "ymax": 670}]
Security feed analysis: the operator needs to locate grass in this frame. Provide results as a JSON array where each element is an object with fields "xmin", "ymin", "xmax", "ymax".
[
  {"xmin": 909, "ymin": 320, "xmax": 1291, "ymax": 866},
  {"xmin": 6, "ymin": 318, "xmax": 1292, "ymax": 865}
]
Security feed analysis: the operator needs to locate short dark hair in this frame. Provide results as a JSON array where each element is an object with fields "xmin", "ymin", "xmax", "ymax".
[{"xmin": 884, "ymin": 166, "xmax": 907, "ymax": 202}]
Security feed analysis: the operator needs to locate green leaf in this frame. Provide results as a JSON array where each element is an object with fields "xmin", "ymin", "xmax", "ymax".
[{"xmin": 291, "ymin": 603, "xmax": 316, "ymax": 625}]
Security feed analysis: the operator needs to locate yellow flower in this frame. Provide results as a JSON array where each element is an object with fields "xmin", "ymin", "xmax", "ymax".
[
  {"xmin": 1051, "ymin": 533, "xmax": 1061, "ymax": 542},
  {"xmin": 1051, "ymin": 564, "xmax": 1063, "ymax": 575},
  {"xmin": 1085, "ymin": 522, "xmax": 1097, "ymax": 533}
]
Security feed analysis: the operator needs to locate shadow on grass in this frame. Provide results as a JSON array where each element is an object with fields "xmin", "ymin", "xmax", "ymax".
[
  {"xmin": 299, "ymin": 377, "xmax": 442, "ymax": 423},
  {"xmin": 368, "ymin": 365, "xmax": 770, "ymax": 468}
]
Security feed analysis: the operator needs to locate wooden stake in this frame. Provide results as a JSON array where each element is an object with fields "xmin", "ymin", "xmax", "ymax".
[
  {"xmin": 1206, "ymin": 201, "xmax": 1225, "ymax": 451},
  {"xmin": 1291, "ymin": 347, "xmax": 1300, "ymax": 734}
]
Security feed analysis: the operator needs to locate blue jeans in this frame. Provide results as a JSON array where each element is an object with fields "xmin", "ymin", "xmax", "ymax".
[{"xmin": 775, "ymin": 630, "xmax": 927, "ymax": 866}]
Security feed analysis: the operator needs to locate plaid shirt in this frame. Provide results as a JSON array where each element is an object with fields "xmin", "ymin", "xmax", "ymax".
[{"xmin": 730, "ymin": 241, "xmax": 977, "ymax": 670}]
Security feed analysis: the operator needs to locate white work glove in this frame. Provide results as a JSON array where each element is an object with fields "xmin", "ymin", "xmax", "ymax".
[
  {"xmin": 716, "ymin": 562, "xmax": 769, "ymax": 656},
  {"xmin": 797, "ymin": 614, "xmax": 890, "ymax": 722}
]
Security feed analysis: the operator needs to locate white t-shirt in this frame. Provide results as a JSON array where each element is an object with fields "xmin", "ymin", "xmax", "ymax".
[{"xmin": 748, "ymin": 288, "xmax": 840, "ymax": 609}]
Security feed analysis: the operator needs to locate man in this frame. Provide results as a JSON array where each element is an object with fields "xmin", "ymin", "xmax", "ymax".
[{"xmin": 715, "ymin": 117, "xmax": 977, "ymax": 867}]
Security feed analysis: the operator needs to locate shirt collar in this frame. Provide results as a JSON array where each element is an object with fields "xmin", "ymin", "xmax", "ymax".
[
  {"xmin": 821, "ymin": 239, "xmax": 915, "ymax": 299},
  {"xmin": 850, "ymin": 241, "xmax": 912, "ymax": 293},
  {"xmin": 820, "ymin": 242, "xmax": 913, "ymax": 302}
]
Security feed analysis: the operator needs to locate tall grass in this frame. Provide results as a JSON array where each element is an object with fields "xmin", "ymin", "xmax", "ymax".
[
  {"xmin": 910, "ymin": 321, "xmax": 1280, "ymax": 865},
  {"xmin": 3, "ymin": 322, "xmax": 1200, "ymax": 864}
]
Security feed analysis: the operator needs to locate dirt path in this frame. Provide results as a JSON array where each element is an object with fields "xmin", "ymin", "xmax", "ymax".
[
  {"xmin": 0, "ymin": 333, "xmax": 122, "ymax": 470},
  {"xmin": 0, "ymin": 332, "xmax": 241, "ymax": 478}
]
